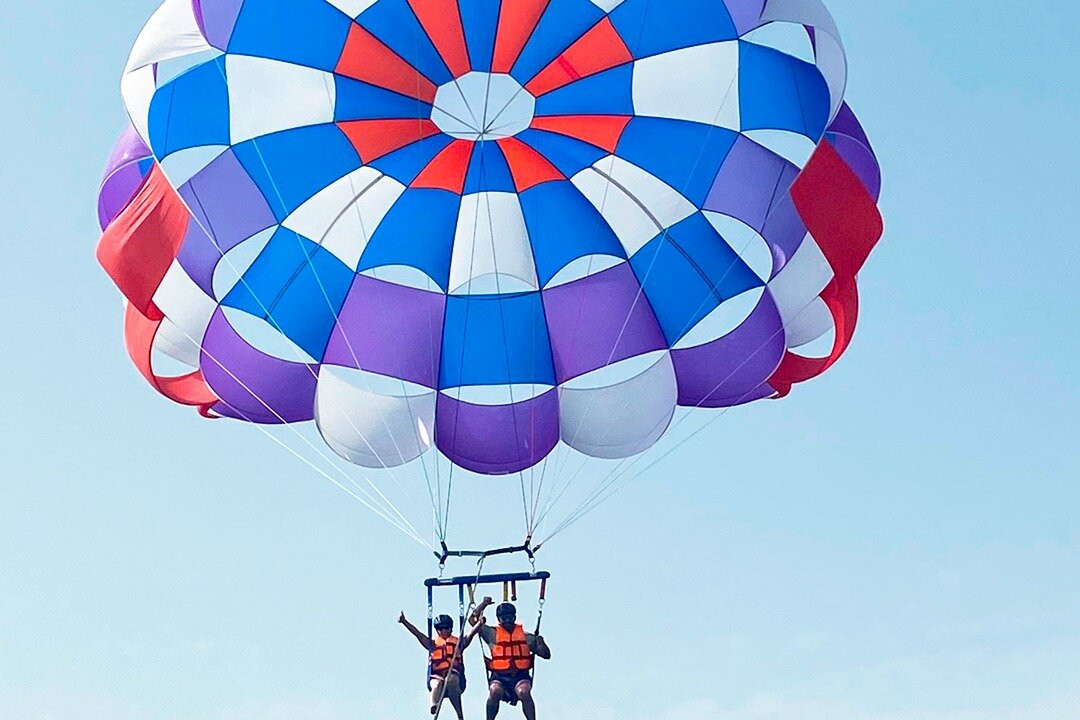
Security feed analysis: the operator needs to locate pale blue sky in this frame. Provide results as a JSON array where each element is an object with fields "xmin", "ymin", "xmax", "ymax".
[{"xmin": 1, "ymin": 2, "xmax": 1078, "ymax": 719}]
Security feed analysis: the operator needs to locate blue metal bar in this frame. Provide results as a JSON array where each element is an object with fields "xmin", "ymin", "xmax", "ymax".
[
  {"xmin": 427, "ymin": 585, "xmax": 434, "ymax": 634},
  {"xmin": 424, "ymin": 570, "xmax": 551, "ymax": 588},
  {"xmin": 458, "ymin": 584, "xmax": 466, "ymax": 633},
  {"xmin": 426, "ymin": 584, "xmax": 434, "ymax": 684}
]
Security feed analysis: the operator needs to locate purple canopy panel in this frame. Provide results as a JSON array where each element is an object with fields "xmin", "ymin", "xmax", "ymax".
[
  {"xmin": 435, "ymin": 390, "xmax": 560, "ymax": 475},
  {"xmin": 192, "ymin": 0, "xmax": 243, "ymax": 50},
  {"xmin": 103, "ymin": 126, "xmax": 150, "ymax": 178},
  {"xmin": 826, "ymin": 133, "xmax": 881, "ymax": 201},
  {"xmin": 191, "ymin": 0, "xmax": 206, "ymax": 38},
  {"xmin": 725, "ymin": 0, "xmax": 768, "ymax": 35},
  {"xmin": 99, "ymin": 162, "xmax": 150, "ymax": 229},
  {"xmin": 323, "ymin": 274, "xmax": 446, "ymax": 389},
  {"xmin": 98, "ymin": 127, "xmax": 153, "ymax": 229},
  {"xmin": 827, "ymin": 103, "xmax": 880, "ymax": 199},
  {"xmin": 200, "ymin": 310, "xmax": 318, "ymax": 424},
  {"xmin": 672, "ymin": 291, "xmax": 786, "ymax": 407},
  {"xmin": 706, "ymin": 136, "xmax": 788, "ymax": 231},
  {"xmin": 705, "ymin": 135, "xmax": 806, "ymax": 275},
  {"xmin": 177, "ymin": 149, "xmax": 277, "ymax": 296},
  {"xmin": 759, "ymin": 163, "xmax": 807, "ymax": 275},
  {"xmin": 542, "ymin": 263, "xmax": 667, "ymax": 383},
  {"xmin": 827, "ymin": 103, "xmax": 872, "ymax": 154}
]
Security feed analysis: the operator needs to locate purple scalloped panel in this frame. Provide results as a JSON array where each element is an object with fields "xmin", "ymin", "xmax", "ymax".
[{"xmin": 436, "ymin": 390, "xmax": 560, "ymax": 475}]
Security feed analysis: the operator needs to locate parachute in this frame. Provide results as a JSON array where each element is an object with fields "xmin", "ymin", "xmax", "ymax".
[{"xmin": 98, "ymin": 0, "xmax": 882, "ymax": 555}]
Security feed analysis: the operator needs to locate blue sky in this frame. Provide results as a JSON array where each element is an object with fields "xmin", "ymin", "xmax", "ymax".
[{"xmin": 1, "ymin": 1, "xmax": 1078, "ymax": 718}]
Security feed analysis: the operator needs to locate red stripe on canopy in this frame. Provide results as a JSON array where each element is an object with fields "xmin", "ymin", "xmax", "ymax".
[
  {"xmin": 413, "ymin": 139, "xmax": 474, "ymax": 192},
  {"xmin": 125, "ymin": 302, "xmax": 220, "ymax": 415},
  {"xmin": 97, "ymin": 162, "xmax": 219, "ymax": 413},
  {"xmin": 407, "ymin": 0, "xmax": 471, "ymax": 78},
  {"xmin": 97, "ymin": 164, "xmax": 189, "ymax": 320},
  {"xmin": 768, "ymin": 139, "xmax": 883, "ymax": 397},
  {"xmin": 492, "ymin": 0, "xmax": 550, "ymax": 73},
  {"xmin": 530, "ymin": 114, "xmax": 632, "ymax": 153},
  {"xmin": 792, "ymin": 141, "xmax": 882, "ymax": 279},
  {"xmin": 336, "ymin": 24, "xmax": 438, "ymax": 103},
  {"xmin": 498, "ymin": 137, "xmax": 565, "ymax": 191},
  {"xmin": 525, "ymin": 18, "xmax": 632, "ymax": 96},
  {"xmin": 338, "ymin": 119, "xmax": 441, "ymax": 163}
]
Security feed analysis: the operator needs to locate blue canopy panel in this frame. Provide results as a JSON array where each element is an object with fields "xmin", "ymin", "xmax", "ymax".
[
  {"xmin": 221, "ymin": 227, "xmax": 354, "ymax": 360},
  {"xmin": 533, "ymin": 64, "xmax": 635, "ymax": 117},
  {"xmin": 370, "ymin": 134, "xmax": 455, "ymax": 185},
  {"xmin": 354, "ymin": 0, "xmax": 454, "ymax": 84},
  {"xmin": 513, "ymin": 129, "xmax": 609, "ymax": 178},
  {"xmin": 460, "ymin": 0, "xmax": 501, "ymax": 72},
  {"xmin": 519, "ymin": 180, "xmax": 626, "ymax": 286},
  {"xmin": 510, "ymin": 0, "xmax": 605, "ymax": 83},
  {"xmin": 439, "ymin": 292, "xmax": 556, "ymax": 389},
  {"xmin": 233, "ymin": 124, "xmax": 362, "ymax": 222},
  {"xmin": 461, "ymin": 142, "xmax": 517, "ymax": 194},
  {"xmin": 358, "ymin": 188, "xmax": 461, "ymax": 291},
  {"xmin": 333, "ymin": 76, "xmax": 434, "ymax": 121},
  {"xmin": 738, "ymin": 41, "xmax": 832, "ymax": 139},
  {"xmin": 147, "ymin": 57, "xmax": 229, "ymax": 159},
  {"xmin": 227, "ymin": 0, "xmax": 351, "ymax": 72},
  {"xmin": 615, "ymin": 117, "xmax": 738, "ymax": 207},
  {"xmin": 610, "ymin": 0, "xmax": 737, "ymax": 59},
  {"xmin": 630, "ymin": 213, "xmax": 763, "ymax": 344}
]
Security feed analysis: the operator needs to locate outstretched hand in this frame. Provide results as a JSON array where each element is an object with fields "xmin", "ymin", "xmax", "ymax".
[
  {"xmin": 398, "ymin": 612, "xmax": 406, "ymax": 624},
  {"xmin": 468, "ymin": 597, "xmax": 492, "ymax": 626}
]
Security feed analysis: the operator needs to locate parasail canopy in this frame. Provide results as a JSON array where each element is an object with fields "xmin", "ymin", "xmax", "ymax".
[{"xmin": 98, "ymin": 0, "xmax": 883, "ymax": 551}]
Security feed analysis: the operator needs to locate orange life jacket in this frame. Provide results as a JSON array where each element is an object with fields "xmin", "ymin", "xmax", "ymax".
[
  {"xmin": 487, "ymin": 624, "xmax": 533, "ymax": 673},
  {"xmin": 430, "ymin": 635, "xmax": 464, "ymax": 675}
]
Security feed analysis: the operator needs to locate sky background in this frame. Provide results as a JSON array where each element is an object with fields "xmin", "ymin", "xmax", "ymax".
[{"xmin": 2, "ymin": 1, "xmax": 1078, "ymax": 718}]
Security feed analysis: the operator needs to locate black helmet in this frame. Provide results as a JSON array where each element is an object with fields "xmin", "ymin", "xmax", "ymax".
[
  {"xmin": 433, "ymin": 614, "xmax": 454, "ymax": 631},
  {"xmin": 495, "ymin": 602, "xmax": 517, "ymax": 621}
]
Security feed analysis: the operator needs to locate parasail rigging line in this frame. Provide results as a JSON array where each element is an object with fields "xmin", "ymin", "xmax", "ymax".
[
  {"xmin": 480, "ymin": 64, "xmax": 535, "ymax": 543},
  {"xmin": 534, "ymin": 64, "xmax": 742, "ymax": 529},
  {"xmin": 197, "ymin": 68, "xmax": 449, "ymax": 543},
  {"xmin": 158, "ymin": 308, "xmax": 431, "ymax": 548},
  {"xmin": 537, "ymin": 0, "xmax": 690, "ymax": 500},
  {"xmin": 185, "ymin": 166, "xmax": 433, "ymax": 542},
  {"xmin": 440, "ymin": 68, "xmax": 503, "ymax": 546},
  {"xmin": 163, "ymin": 124, "xmax": 433, "ymax": 547},
  {"xmin": 535, "ymin": 20, "xmax": 842, "ymax": 541},
  {"xmin": 430, "ymin": 551, "xmax": 493, "ymax": 720},
  {"xmin": 314, "ymin": 72, "xmax": 443, "ymax": 533},
  {"xmin": 539, "ymin": 115, "xmax": 881, "ymax": 541},
  {"xmin": 513, "ymin": 0, "xmax": 664, "ymax": 541},
  {"xmin": 406, "ymin": 13, "xmax": 449, "ymax": 542},
  {"xmin": 536, "ymin": 272, "xmax": 848, "ymax": 547}
]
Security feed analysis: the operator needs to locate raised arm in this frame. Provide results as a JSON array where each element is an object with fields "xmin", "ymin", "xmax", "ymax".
[
  {"xmin": 468, "ymin": 596, "xmax": 494, "ymax": 626},
  {"xmin": 461, "ymin": 615, "xmax": 486, "ymax": 650},
  {"xmin": 398, "ymin": 612, "xmax": 434, "ymax": 652}
]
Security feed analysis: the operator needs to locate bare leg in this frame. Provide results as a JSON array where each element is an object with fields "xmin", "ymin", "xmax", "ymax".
[
  {"xmin": 487, "ymin": 682, "xmax": 503, "ymax": 720},
  {"xmin": 516, "ymin": 681, "xmax": 536, "ymax": 720},
  {"xmin": 445, "ymin": 674, "xmax": 465, "ymax": 720},
  {"xmin": 429, "ymin": 678, "xmax": 445, "ymax": 715}
]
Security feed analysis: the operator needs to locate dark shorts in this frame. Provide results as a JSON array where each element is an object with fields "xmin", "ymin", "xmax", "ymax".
[
  {"xmin": 489, "ymin": 671, "xmax": 532, "ymax": 705},
  {"xmin": 429, "ymin": 668, "xmax": 466, "ymax": 693}
]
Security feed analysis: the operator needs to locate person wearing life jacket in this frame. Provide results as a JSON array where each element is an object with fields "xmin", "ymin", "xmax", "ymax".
[
  {"xmin": 399, "ymin": 611, "xmax": 482, "ymax": 718},
  {"xmin": 469, "ymin": 598, "xmax": 551, "ymax": 720}
]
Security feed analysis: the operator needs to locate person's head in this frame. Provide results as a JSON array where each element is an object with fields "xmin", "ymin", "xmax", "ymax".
[
  {"xmin": 496, "ymin": 602, "xmax": 517, "ymax": 630},
  {"xmin": 433, "ymin": 614, "xmax": 454, "ymax": 637}
]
